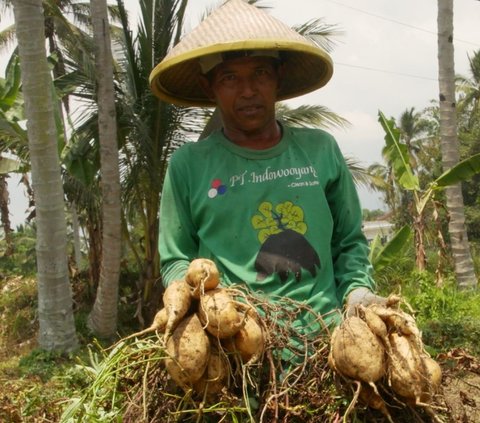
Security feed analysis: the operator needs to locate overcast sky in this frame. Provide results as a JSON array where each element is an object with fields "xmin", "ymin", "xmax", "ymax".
[
  {"xmin": 179, "ymin": 0, "xmax": 480, "ymax": 209},
  {"xmin": 3, "ymin": 0, "xmax": 480, "ymax": 226}
]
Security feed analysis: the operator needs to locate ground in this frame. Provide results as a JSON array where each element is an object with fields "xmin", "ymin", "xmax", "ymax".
[
  {"xmin": 1, "ymin": 275, "xmax": 480, "ymax": 422},
  {"xmin": 438, "ymin": 348, "xmax": 480, "ymax": 423}
]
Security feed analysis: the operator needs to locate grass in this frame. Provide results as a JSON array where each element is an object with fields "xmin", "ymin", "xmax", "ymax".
[{"xmin": 1, "ymin": 254, "xmax": 480, "ymax": 421}]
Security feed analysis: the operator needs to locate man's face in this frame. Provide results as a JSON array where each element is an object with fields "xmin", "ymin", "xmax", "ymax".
[{"xmin": 200, "ymin": 56, "xmax": 282, "ymax": 136}]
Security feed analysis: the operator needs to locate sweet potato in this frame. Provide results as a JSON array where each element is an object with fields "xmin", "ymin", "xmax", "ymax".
[
  {"xmin": 423, "ymin": 356, "xmax": 442, "ymax": 394},
  {"xmin": 163, "ymin": 279, "xmax": 192, "ymax": 341},
  {"xmin": 198, "ymin": 288, "xmax": 244, "ymax": 338},
  {"xmin": 359, "ymin": 382, "xmax": 394, "ymax": 423},
  {"xmin": 121, "ymin": 308, "xmax": 168, "ymax": 342},
  {"xmin": 360, "ymin": 305, "xmax": 388, "ymax": 340},
  {"xmin": 369, "ymin": 303, "xmax": 420, "ymax": 338},
  {"xmin": 165, "ymin": 314, "xmax": 210, "ymax": 390},
  {"xmin": 329, "ymin": 316, "xmax": 386, "ymax": 384},
  {"xmin": 387, "ymin": 332, "xmax": 433, "ymax": 404},
  {"xmin": 232, "ymin": 309, "xmax": 264, "ymax": 363},
  {"xmin": 185, "ymin": 258, "xmax": 220, "ymax": 299},
  {"xmin": 193, "ymin": 347, "xmax": 229, "ymax": 397}
]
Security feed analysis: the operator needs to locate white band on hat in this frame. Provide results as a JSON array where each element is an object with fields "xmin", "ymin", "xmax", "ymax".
[{"xmin": 198, "ymin": 50, "xmax": 280, "ymax": 74}]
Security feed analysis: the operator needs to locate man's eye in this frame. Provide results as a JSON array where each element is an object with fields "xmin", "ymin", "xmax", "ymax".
[
  {"xmin": 255, "ymin": 69, "xmax": 269, "ymax": 77},
  {"xmin": 221, "ymin": 74, "xmax": 237, "ymax": 82}
]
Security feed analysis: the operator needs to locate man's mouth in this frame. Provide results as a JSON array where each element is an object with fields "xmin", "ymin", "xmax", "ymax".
[{"xmin": 238, "ymin": 104, "xmax": 263, "ymax": 114}]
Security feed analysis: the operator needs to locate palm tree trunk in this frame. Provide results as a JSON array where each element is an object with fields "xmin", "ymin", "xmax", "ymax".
[
  {"xmin": 70, "ymin": 202, "xmax": 82, "ymax": 269},
  {"xmin": 0, "ymin": 174, "xmax": 14, "ymax": 256},
  {"xmin": 88, "ymin": 0, "xmax": 122, "ymax": 337},
  {"xmin": 12, "ymin": 0, "xmax": 78, "ymax": 351},
  {"xmin": 437, "ymin": 0, "xmax": 477, "ymax": 289}
]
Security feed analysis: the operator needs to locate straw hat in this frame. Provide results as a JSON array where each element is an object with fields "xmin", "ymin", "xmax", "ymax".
[{"xmin": 149, "ymin": 0, "xmax": 334, "ymax": 107}]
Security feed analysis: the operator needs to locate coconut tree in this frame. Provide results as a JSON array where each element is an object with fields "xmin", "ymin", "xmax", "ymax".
[
  {"xmin": 437, "ymin": 0, "xmax": 477, "ymax": 289},
  {"xmin": 11, "ymin": 0, "xmax": 78, "ymax": 351},
  {"xmin": 456, "ymin": 49, "xmax": 480, "ymax": 242},
  {"xmin": 457, "ymin": 49, "xmax": 480, "ymax": 129},
  {"xmin": 58, "ymin": 0, "xmax": 206, "ymax": 320},
  {"xmin": 87, "ymin": 0, "xmax": 121, "ymax": 338}
]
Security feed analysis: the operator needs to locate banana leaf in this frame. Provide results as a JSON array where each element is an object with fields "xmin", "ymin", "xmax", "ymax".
[{"xmin": 370, "ymin": 225, "xmax": 412, "ymax": 272}]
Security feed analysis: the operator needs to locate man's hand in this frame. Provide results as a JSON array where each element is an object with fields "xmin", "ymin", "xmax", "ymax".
[{"xmin": 345, "ymin": 287, "xmax": 387, "ymax": 317}]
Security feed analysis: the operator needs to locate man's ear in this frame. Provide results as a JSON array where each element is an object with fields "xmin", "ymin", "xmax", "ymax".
[{"xmin": 198, "ymin": 74, "xmax": 215, "ymax": 101}]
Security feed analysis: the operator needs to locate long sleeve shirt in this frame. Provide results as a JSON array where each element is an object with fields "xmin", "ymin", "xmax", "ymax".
[{"xmin": 159, "ymin": 124, "xmax": 375, "ymax": 330}]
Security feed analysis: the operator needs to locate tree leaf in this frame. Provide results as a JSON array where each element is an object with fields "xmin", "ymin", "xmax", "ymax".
[
  {"xmin": 0, "ymin": 156, "xmax": 22, "ymax": 174},
  {"xmin": 370, "ymin": 225, "xmax": 412, "ymax": 272},
  {"xmin": 378, "ymin": 111, "xmax": 420, "ymax": 191},
  {"xmin": 434, "ymin": 152, "xmax": 480, "ymax": 187}
]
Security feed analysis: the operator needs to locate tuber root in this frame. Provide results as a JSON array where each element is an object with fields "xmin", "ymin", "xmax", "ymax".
[
  {"xmin": 185, "ymin": 258, "xmax": 220, "ymax": 299},
  {"xmin": 163, "ymin": 279, "xmax": 192, "ymax": 342},
  {"xmin": 198, "ymin": 288, "xmax": 244, "ymax": 338},
  {"xmin": 165, "ymin": 313, "xmax": 210, "ymax": 390}
]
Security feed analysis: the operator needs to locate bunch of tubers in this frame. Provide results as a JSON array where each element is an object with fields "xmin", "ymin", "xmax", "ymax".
[
  {"xmin": 328, "ymin": 296, "xmax": 443, "ymax": 421},
  {"xmin": 139, "ymin": 258, "xmax": 265, "ymax": 395}
]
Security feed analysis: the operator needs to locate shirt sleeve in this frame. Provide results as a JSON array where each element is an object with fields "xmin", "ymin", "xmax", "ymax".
[
  {"xmin": 158, "ymin": 149, "xmax": 199, "ymax": 286},
  {"xmin": 325, "ymin": 139, "xmax": 376, "ymax": 304}
]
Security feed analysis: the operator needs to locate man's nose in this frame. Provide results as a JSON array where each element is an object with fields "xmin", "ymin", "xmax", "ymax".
[{"xmin": 238, "ymin": 76, "xmax": 257, "ymax": 96}]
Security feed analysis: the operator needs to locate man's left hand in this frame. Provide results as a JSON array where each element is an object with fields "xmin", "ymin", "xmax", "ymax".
[{"xmin": 345, "ymin": 287, "xmax": 387, "ymax": 317}]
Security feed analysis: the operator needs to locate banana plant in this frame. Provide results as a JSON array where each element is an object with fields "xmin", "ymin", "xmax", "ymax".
[
  {"xmin": 369, "ymin": 224, "xmax": 412, "ymax": 273},
  {"xmin": 0, "ymin": 54, "xmax": 28, "ymax": 157},
  {"xmin": 376, "ymin": 110, "xmax": 480, "ymax": 274}
]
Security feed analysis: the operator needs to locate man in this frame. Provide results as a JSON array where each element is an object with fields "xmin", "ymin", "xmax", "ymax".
[{"xmin": 150, "ymin": 0, "xmax": 384, "ymax": 333}]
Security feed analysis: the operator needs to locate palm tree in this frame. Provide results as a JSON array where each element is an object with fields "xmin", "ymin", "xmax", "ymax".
[
  {"xmin": 62, "ymin": 0, "xmax": 354, "ymax": 325},
  {"xmin": 58, "ymin": 0, "xmax": 206, "ymax": 321},
  {"xmin": 457, "ymin": 49, "xmax": 480, "ymax": 129},
  {"xmin": 437, "ymin": 0, "xmax": 477, "ymax": 289},
  {"xmin": 456, "ymin": 49, "xmax": 480, "ymax": 242},
  {"xmin": 367, "ymin": 161, "xmax": 397, "ymax": 215},
  {"xmin": 1, "ymin": 0, "xmax": 121, "ymax": 279},
  {"xmin": 87, "ymin": 0, "xmax": 121, "ymax": 338},
  {"xmin": 12, "ymin": 0, "xmax": 78, "ymax": 351}
]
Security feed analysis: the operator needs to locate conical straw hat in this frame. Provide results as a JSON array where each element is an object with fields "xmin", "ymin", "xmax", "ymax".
[{"xmin": 149, "ymin": 0, "xmax": 334, "ymax": 107}]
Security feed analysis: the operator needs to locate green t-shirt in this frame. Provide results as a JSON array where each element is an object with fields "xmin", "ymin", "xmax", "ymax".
[{"xmin": 159, "ymin": 124, "xmax": 375, "ymax": 329}]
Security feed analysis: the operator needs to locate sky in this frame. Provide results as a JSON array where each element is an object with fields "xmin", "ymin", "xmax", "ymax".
[{"xmin": 3, "ymin": 0, "xmax": 480, "ymax": 226}]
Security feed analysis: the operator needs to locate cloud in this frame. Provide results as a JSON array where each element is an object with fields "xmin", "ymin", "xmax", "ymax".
[{"xmin": 3, "ymin": 0, "xmax": 480, "ymax": 213}]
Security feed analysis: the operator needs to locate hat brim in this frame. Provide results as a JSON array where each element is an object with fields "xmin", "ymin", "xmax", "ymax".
[{"xmin": 149, "ymin": 40, "xmax": 334, "ymax": 107}]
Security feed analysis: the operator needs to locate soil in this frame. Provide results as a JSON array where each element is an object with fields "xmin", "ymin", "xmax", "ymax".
[{"xmin": 437, "ymin": 348, "xmax": 480, "ymax": 423}]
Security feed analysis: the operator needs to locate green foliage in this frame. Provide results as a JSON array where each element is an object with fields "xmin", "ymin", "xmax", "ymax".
[
  {"xmin": 465, "ymin": 204, "xmax": 480, "ymax": 241},
  {"xmin": 422, "ymin": 319, "xmax": 480, "ymax": 356},
  {"xmin": 18, "ymin": 349, "xmax": 71, "ymax": 382},
  {"xmin": 0, "ymin": 224, "xmax": 37, "ymax": 277},
  {"xmin": 401, "ymin": 271, "xmax": 480, "ymax": 355},
  {"xmin": 434, "ymin": 151, "xmax": 480, "ymax": 187},
  {"xmin": 378, "ymin": 111, "xmax": 420, "ymax": 191},
  {"xmin": 369, "ymin": 225, "xmax": 412, "ymax": 273},
  {"xmin": 0, "ymin": 276, "xmax": 37, "ymax": 343},
  {"xmin": 372, "ymin": 242, "xmax": 416, "ymax": 292},
  {"xmin": 362, "ymin": 208, "xmax": 386, "ymax": 221}
]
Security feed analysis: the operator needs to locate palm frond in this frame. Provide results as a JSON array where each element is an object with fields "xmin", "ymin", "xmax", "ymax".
[
  {"xmin": 276, "ymin": 103, "xmax": 350, "ymax": 130},
  {"xmin": 292, "ymin": 18, "xmax": 343, "ymax": 53},
  {"xmin": 344, "ymin": 156, "xmax": 381, "ymax": 189}
]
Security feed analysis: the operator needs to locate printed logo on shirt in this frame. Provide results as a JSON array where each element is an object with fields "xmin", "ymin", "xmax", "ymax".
[
  {"xmin": 230, "ymin": 165, "xmax": 318, "ymax": 188},
  {"xmin": 208, "ymin": 166, "xmax": 319, "ymax": 199},
  {"xmin": 251, "ymin": 201, "xmax": 321, "ymax": 283},
  {"xmin": 207, "ymin": 178, "xmax": 227, "ymax": 198}
]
